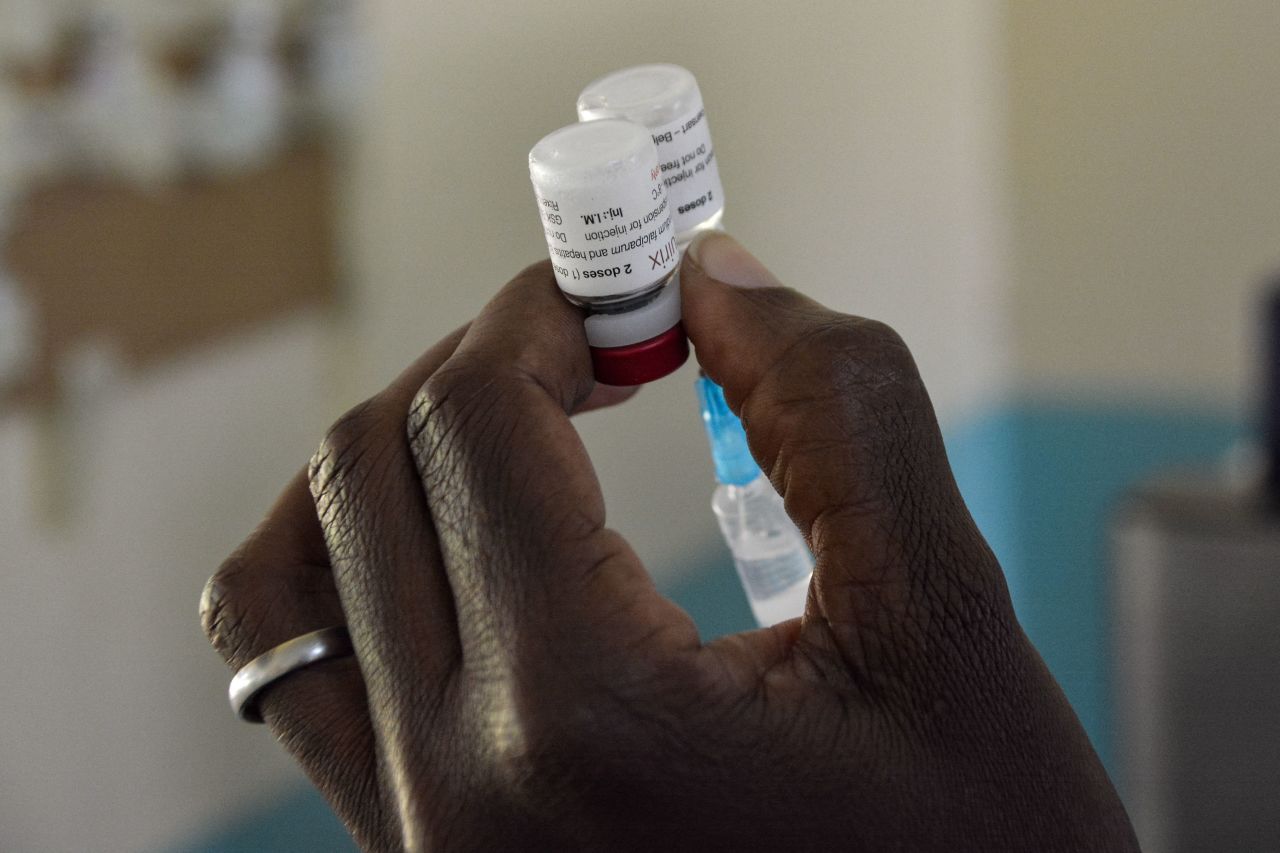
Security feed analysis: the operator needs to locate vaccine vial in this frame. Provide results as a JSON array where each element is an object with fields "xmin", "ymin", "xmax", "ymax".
[
  {"xmin": 528, "ymin": 118, "xmax": 689, "ymax": 386},
  {"xmin": 698, "ymin": 377, "xmax": 814, "ymax": 627},
  {"xmin": 577, "ymin": 64, "xmax": 725, "ymax": 246}
]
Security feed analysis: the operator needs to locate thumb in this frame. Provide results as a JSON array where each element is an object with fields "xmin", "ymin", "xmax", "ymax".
[{"xmin": 680, "ymin": 232, "xmax": 1010, "ymax": 677}]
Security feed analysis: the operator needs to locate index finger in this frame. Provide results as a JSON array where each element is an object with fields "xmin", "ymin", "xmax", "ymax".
[{"xmin": 405, "ymin": 262, "xmax": 698, "ymax": 666}]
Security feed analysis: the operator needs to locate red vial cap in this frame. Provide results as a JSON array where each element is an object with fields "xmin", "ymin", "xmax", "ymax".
[{"xmin": 590, "ymin": 323, "xmax": 689, "ymax": 387}]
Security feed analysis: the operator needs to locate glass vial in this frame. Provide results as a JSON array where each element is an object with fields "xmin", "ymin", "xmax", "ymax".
[
  {"xmin": 577, "ymin": 64, "xmax": 725, "ymax": 245},
  {"xmin": 528, "ymin": 118, "xmax": 688, "ymax": 385}
]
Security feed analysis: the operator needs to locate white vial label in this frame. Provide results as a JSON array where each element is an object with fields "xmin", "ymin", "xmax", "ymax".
[
  {"xmin": 530, "ymin": 120, "xmax": 678, "ymax": 303},
  {"xmin": 649, "ymin": 106, "xmax": 725, "ymax": 236},
  {"xmin": 535, "ymin": 174, "xmax": 676, "ymax": 302},
  {"xmin": 577, "ymin": 65, "xmax": 726, "ymax": 238}
]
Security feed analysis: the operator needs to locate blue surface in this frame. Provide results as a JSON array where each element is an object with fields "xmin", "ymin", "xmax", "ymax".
[
  {"xmin": 667, "ymin": 545, "xmax": 756, "ymax": 639},
  {"xmin": 182, "ymin": 399, "xmax": 1241, "ymax": 850},
  {"xmin": 946, "ymin": 408, "xmax": 1024, "ymax": 605},
  {"xmin": 173, "ymin": 786, "xmax": 357, "ymax": 853},
  {"xmin": 967, "ymin": 401, "xmax": 1242, "ymax": 768}
]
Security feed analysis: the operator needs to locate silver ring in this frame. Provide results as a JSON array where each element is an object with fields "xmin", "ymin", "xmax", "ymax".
[{"xmin": 229, "ymin": 626, "xmax": 354, "ymax": 723}]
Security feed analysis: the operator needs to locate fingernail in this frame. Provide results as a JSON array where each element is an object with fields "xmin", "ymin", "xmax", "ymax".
[{"xmin": 685, "ymin": 231, "xmax": 782, "ymax": 289}]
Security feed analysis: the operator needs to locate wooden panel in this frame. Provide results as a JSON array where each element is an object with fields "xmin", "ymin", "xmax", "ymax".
[{"xmin": 2, "ymin": 144, "xmax": 337, "ymax": 407}]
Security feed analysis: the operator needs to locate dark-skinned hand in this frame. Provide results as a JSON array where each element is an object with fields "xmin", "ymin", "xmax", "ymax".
[{"xmin": 202, "ymin": 232, "xmax": 1138, "ymax": 852}]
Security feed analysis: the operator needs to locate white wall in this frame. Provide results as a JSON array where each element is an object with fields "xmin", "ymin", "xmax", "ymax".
[
  {"xmin": 1007, "ymin": 0, "xmax": 1280, "ymax": 410},
  {"xmin": 348, "ymin": 0, "xmax": 1013, "ymax": 580},
  {"xmin": 0, "ymin": 317, "xmax": 331, "ymax": 853}
]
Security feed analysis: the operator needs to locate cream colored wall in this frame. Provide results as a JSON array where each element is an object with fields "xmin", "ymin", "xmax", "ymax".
[
  {"xmin": 0, "ymin": 317, "xmax": 330, "ymax": 853},
  {"xmin": 1007, "ymin": 1, "xmax": 1280, "ymax": 409},
  {"xmin": 348, "ymin": 0, "xmax": 1013, "ymax": 580}
]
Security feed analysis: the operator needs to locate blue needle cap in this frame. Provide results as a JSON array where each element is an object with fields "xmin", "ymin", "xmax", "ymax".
[{"xmin": 696, "ymin": 376, "xmax": 761, "ymax": 487}]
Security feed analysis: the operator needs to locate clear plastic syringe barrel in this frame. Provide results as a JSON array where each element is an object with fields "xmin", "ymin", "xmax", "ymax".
[
  {"xmin": 712, "ymin": 476, "xmax": 814, "ymax": 627},
  {"xmin": 528, "ymin": 118, "xmax": 678, "ymax": 310},
  {"xmin": 577, "ymin": 64, "xmax": 725, "ymax": 247},
  {"xmin": 697, "ymin": 376, "xmax": 813, "ymax": 627}
]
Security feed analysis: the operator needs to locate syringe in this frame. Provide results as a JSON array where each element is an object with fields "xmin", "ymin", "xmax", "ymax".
[{"xmin": 576, "ymin": 65, "xmax": 813, "ymax": 626}]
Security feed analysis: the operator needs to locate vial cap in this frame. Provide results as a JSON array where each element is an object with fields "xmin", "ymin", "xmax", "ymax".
[
  {"xmin": 591, "ymin": 324, "xmax": 689, "ymax": 387},
  {"xmin": 529, "ymin": 118, "xmax": 654, "ymax": 190},
  {"xmin": 577, "ymin": 64, "xmax": 702, "ymax": 127},
  {"xmin": 696, "ymin": 375, "xmax": 762, "ymax": 486}
]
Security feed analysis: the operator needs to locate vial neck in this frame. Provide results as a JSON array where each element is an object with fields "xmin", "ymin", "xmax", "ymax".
[
  {"xmin": 574, "ymin": 270, "xmax": 677, "ymax": 315},
  {"xmin": 722, "ymin": 474, "xmax": 768, "ymax": 496},
  {"xmin": 676, "ymin": 209, "xmax": 726, "ymax": 251}
]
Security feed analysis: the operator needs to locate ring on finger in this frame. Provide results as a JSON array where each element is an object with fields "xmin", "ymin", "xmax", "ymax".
[{"xmin": 229, "ymin": 626, "xmax": 355, "ymax": 723}]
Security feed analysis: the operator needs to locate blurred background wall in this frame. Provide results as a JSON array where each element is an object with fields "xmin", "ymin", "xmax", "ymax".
[
  {"xmin": 997, "ymin": 0, "xmax": 1279, "ymax": 769},
  {"xmin": 0, "ymin": 1, "xmax": 1275, "ymax": 851}
]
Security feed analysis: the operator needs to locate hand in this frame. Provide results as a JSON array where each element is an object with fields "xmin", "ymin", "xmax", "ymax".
[{"xmin": 202, "ymin": 234, "xmax": 1138, "ymax": 852}]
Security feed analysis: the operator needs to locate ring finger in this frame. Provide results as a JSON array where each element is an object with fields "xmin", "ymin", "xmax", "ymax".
[{"xmin": 204, "ymin": 326, "xmax": 469, "ymax": 849}]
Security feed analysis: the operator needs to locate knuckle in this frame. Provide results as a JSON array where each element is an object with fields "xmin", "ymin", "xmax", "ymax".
[
  {"xmin": 772, "ymin": 316, "xmax": 928, "ymax": 450},
  {"xmin": 201, "ymin": 546, "xmax": 267, "ymax": 668},
  {"xmin": 749, "ymin": 312, "xmax": 945, "ymax": 531},
  {"xmin": 407, "ymin": 367, "xmax": 456, "ymax": 456},
  {"xmin": 408, "ymin": 358, "xmax": 519, "ymax": 473},
  {"xmin": 409, "ymin": 362, "xmax": 534, "ymax": 561},
  {"xmin": 309, "ymin": 397, "xmax": 390, "ymax": 517},
  {"xmin": 822, "ymin": 317, "xmax": 917, "ymax": 393},
  {"xmin": 202, "ymin": 540, "xmax": 344, "ymax": 669},
  {"xmin": 751, "ymin": 308, "xmax": 921, "ymax": 420},
  {"xmin": 855, "ymin": 316, "xmax": 906, "ymax": 350}
]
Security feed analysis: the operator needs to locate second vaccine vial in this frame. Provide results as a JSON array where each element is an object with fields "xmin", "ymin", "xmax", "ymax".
[{"xmin": 577, "ymin": 63, "xmax": 725, "ymax": 245}]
